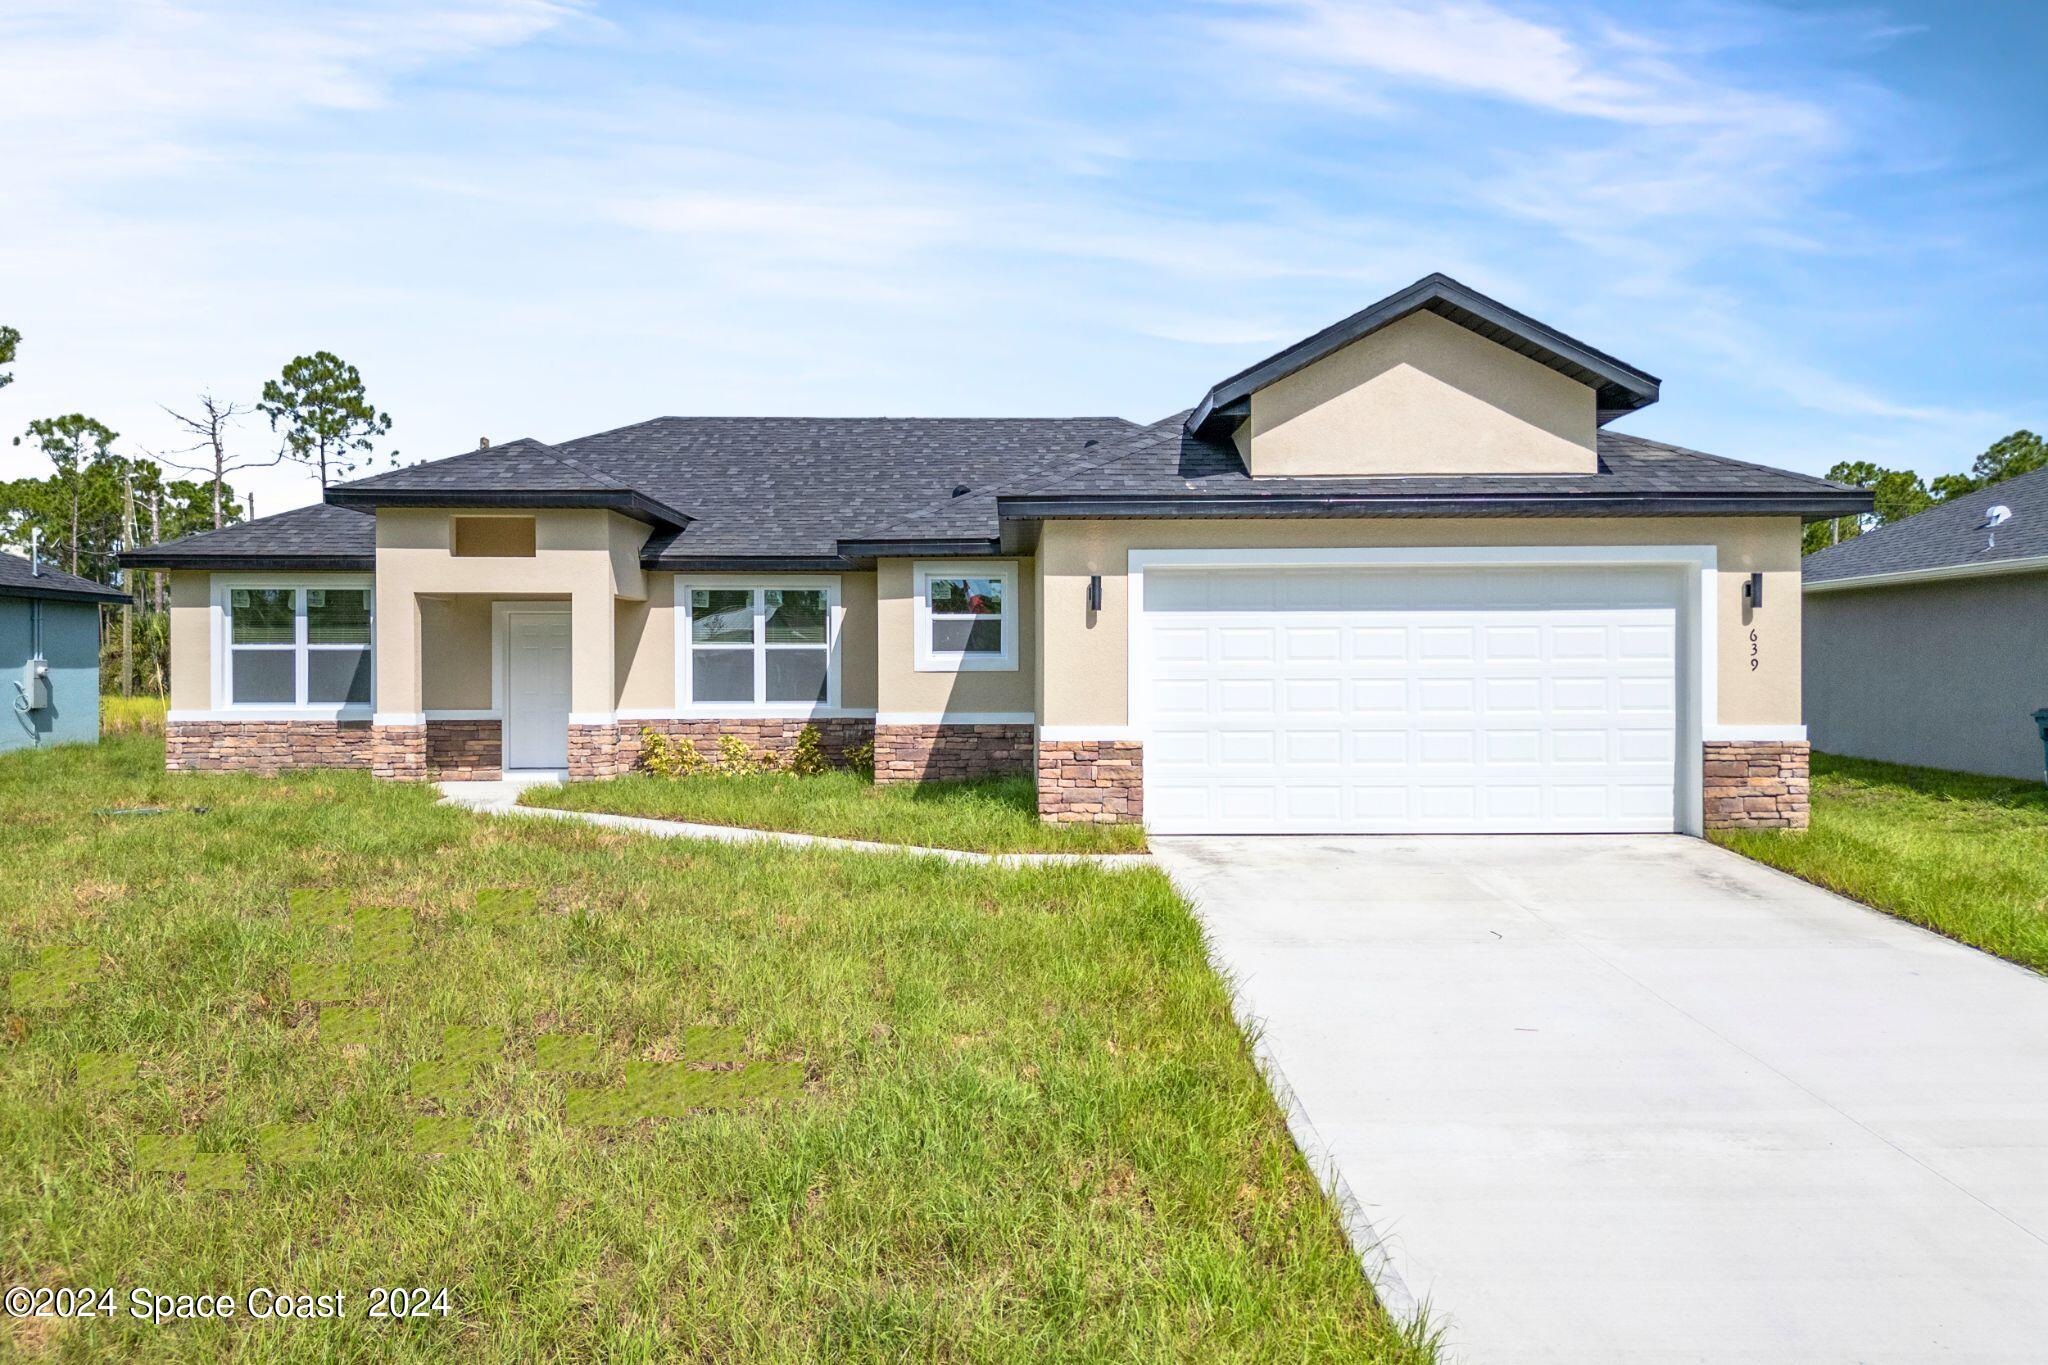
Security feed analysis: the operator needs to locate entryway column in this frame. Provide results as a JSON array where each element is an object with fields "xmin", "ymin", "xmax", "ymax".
[
  {"xmin": 371, "ymin": 585, "xmax": 427, "ymax": 781},
  {"xmin": 566, "ymin": 584, "xmax": 626, "ymax": 779}
]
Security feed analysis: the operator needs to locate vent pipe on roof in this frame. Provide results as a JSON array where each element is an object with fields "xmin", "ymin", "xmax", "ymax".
[
  {"xmin": 1984, "ymin": 504, "xmax": 2013, "ymax": 550},
  {"xmin": 480, "ymin": 436, "xmax": 491, "ymax": 450}
]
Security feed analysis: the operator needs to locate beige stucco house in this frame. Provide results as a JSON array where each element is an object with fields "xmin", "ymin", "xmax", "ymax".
[{"xmin": 126, "ymin": 275, "xmax": 1867, "ymax": 832}]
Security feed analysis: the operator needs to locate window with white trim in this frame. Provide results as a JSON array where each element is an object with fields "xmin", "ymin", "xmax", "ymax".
[
  {"xmin": 914, "ymin": 561, "xmax": 1016, "ymax": 671},
  {"xmin": 227, "ymin": 586, "xmax": 373, "ymax": 706},
  {"xmin": 682, "ymin": 582, "xmax": 836, "ymax": 709}
]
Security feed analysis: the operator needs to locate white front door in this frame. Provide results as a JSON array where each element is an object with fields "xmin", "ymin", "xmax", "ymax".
[
  {"xmin": 1142, "ymin": 564, "xmax": 1681, "ymax": 835},
  {"xmin": 504, "ymin": 609, "xmax": 572, "ymax": 770}
]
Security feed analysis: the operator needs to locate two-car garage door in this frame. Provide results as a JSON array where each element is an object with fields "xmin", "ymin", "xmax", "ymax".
[{"xmin": 1142, "ymin": 564, "xmax": 1682, "ymax": 834}]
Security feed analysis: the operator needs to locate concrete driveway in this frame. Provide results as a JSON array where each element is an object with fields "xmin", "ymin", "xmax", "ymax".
[{"xmin": 1153, "ymin": 835, "xmax": 2048, "ymax": 1364}]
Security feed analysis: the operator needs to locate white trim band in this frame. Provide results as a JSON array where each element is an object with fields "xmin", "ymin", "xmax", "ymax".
[
  {"xmin": 568, "ymin": 712, "xmax": 617, "ymax": 727},
  {"xmin": 876, "ymin": 711, "xmax": 1035, "ymax": 726},
  {"xmin": 1037, "ymin": 724, "xmax": 1141, "ymax": 743},
  {"xmin": 371, "ymin": 712, "xmax": 425, "ymax": 727},
  {"xmin": 168, "ymin": 708, "xmax": 374, "ymax": 725},
  {"xmin": 1702, "ymin": 724, "xmax": 1808, "ymax": 743},
  {"xmin": 424, "ymin": 709, "xmax": 499, "ymax": 722}
]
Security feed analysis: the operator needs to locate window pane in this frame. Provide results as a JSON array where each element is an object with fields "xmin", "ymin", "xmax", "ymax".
[
  {"xmin": 691, "ymin": 649, "xmax": 754, "ymax": 703},
  {"xmin": 307, "ymin": 648, "xmax": 372, "ymax": 704},
  {"xmin": 231, "ymin": 649, "xmax": 296, "ymax": 703},
  {"xmin": 765, "ymin": 589, "xmax": 827, "ymax": 644},
  {"xmin": 928, "ymin": 577, "xmax": 1002, "ymax": 614},
  {"xmin": 691, "ymin": 589, "xmax": 753, "ymax": 644},
  {"xmin": 306, "ymin": 588, "xmax": 370, "ymax": 644},
  {"xmin": 230, "ymin": 588, "xmax": 296, "ymax": 644},
  {"xmin": 765, "ymin": 648, "xmax": 828, "ymax": 703},
  {"xmin": 931, "ymin": 618, "xmax": 1004, "ymax": 654}
]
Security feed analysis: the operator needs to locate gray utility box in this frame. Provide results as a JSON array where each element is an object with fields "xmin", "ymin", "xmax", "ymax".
[
  {"xmin": 2034, "ymin": 708, "xmax": 2048, "ymax": 783},
  {"xmin": 19, "ymin": 658, "xmax": 48, "ymax": 711}
]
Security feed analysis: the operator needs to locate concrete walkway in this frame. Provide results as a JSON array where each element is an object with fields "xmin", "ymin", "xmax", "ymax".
[
  {"xmin": 435, "ymin": 777, "xmax": 1152, "ymax": 869},
  {"xmin": 1152, "ymin": 834, "xmax": 2048, "ymax": 1364}
]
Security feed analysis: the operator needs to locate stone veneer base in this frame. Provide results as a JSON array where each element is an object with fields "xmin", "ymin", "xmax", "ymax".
[
  {"xmin": 371, "ymin": 724, "xmax": 428, "ymax": 781},
  {"xmin": 425, "ymin": 720, "xmax": 501, "ymax": 781},
  {"xmin": 622, "ymin": 717, "xmax": 876, "ymax": 774},
  {"xmin": 165, "ymin": 720, "xmax": 373, "ymax": 775},
  {"xmin": 1702, "ymin": 740, "xmax": 1810, "ymax": 830},
  {"xmin": 873, "ymin": 723, "xmax": 1035, "ymax": 785},
  {"xmin": 1037, "ymin": 739, "xmax": 1144, "ymax": 824}
]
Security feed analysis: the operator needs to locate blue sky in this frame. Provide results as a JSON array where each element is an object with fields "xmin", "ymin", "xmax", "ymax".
[{"xmin": 1, "ymin": 0, "xmax": 2041, "ymax": 515}]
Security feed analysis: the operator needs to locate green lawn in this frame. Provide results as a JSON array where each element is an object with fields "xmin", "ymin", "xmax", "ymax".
[
  {"xmin": 0, "ymin": 738, "xmax": 1423, "ymax": 1362},
  {"xmin": 1713, "ymin": 752, "xmax": 2048, "ymax": 973},
  {"xmin": 522, "ymin": 771, "xmax": 1150, "ymax": 855}
]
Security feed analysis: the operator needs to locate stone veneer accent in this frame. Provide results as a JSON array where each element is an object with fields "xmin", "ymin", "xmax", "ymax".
[
  {"xmin": 1037, "ymin": 739, "xmax": 1144, "ymax": 824},
  {"xmin": 567, "ymin": 723, "xmax": 628, "ymax": 780},
  {"xmin": 165, "ymin": 720, "xmax": 373, "ymax": 775},
  {"xmin": 425, "ymin": 719, "xmax": 501, "ymax": 781},
  {"xmin": 873, "ymin": 723, "xmax": 1035, "ymax": 785},
  {"xmin": 622, "ymin": 717, "xmax": 876, "ymax": 772},
  {"xmin": 1702, "ymin": 740, "xmax": 1809, "ymax": 830},
  {"xmin": 371, "ymin": 724, "xmax": 428, "ymax": 781}
]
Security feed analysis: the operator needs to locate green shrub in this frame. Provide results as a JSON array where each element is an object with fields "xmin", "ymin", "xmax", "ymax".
[
  {"xmin": 787, "ymin": 724, "xmax": 828, "ymax": 777},
  {"xmin": 844, "ymin": 739, "xmax": 875, "ymax": 779},
  {"xmin": 639, "ymin": 727, "xmax": 704, "ymax": 778}
]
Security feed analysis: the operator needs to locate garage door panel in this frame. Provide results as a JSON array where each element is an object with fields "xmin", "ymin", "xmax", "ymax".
[{"xmin": 1144, "ymin": 564, "xmax": 1682, "ymax": 834}]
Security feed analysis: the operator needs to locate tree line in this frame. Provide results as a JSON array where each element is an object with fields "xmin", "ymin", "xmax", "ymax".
[
  {"xmin": 1804, "ymin": 430, "xmax": 2047, "ymax": 554},
  {"xmin": 0, "ymin": 323, "xmax": 395, "ymax": 696}
]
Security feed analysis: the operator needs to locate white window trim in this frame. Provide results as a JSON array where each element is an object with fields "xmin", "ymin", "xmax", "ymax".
[
  {"xmin": 913, "ymin": 559, "xmax": 1017, "ymax": 673},
  {"xmin": 210, "ymin": 572, "xmax": 375, "ymax": 720},
  {"xmin": 673, "ymin": 575, "xmax": 843, "ymax": 717}
]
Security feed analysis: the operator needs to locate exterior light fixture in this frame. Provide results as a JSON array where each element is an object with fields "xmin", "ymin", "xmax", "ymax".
[
  {"xmin": 1087, "ymin": 574, "xmax": 1102, "ymax": 612},
  {"xmin": 1742, "ymin": 572, "xmax": 1763, "ymax": 609}
]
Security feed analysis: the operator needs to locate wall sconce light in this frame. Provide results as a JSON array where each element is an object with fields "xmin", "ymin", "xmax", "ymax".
[
  {"xmin": 1742, "ymin": 572, "xmax": 1763, "ymax": 609},
  {"xmin": 1087, "ymin": 574, "xmax": 1102, "ymax": 612}
]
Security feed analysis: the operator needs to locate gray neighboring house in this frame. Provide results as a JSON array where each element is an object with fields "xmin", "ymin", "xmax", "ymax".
[
  {"xmin": 0, "ymin": 552, "xmax": 127, "ymax": 753},
  {"xmin": 1803, "ymin": 464, "xmax": 2048, "ymax": 781}
]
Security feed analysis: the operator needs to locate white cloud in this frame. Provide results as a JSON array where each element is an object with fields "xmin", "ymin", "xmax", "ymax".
[{"xmin": 0, "ymin": 0, "xmax": 586, "ymax": 188}]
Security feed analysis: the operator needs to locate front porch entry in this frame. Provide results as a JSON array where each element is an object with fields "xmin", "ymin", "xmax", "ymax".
[{"xmin": 502, "ymin": 605, "xmax": 572, "ymax": 771}]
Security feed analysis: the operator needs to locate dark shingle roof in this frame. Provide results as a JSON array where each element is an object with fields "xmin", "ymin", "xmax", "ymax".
[
  {"xmin": 327, "ymin": 437, "xmax": 692, "ymax": 528},
  {"xmin": 121, "ymin": 503, "xmax": 375, "ymax": 570},
  {"xmin": 126, "ymin": 276, "xmax": 1868, "ymax": 569},
  {"xmin": 124, "ymin": 416, "xmax": 1867, "ymax": 570},
  {"xmin": 556, "ymin": 417, "xmax": 1143, "ymax": 562},
  {"xmin": 0, "ymin": 552, "xmax": 128, "ymax": 604},
  {"xmin": 1803, "ymin": 465, "xmax": 2048, "ymax": 586}
]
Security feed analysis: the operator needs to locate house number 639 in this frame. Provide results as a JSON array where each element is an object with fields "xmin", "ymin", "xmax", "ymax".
[{"xmin": 1748, "ymin": 628, "xmax": 1760, "ymax": 672}]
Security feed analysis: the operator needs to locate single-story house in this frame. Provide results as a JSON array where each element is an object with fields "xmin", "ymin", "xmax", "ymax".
[
  {"xmin": 123, "ymin": 274, "xmax": 1868, "ymax": 832},
  {"xmin": 0, "ymin": 551, "xmax": 128, "ymax": 751},
  {"xmin": 1803, "ymin": 464, "xmax": 2048, "ymax": 781}
]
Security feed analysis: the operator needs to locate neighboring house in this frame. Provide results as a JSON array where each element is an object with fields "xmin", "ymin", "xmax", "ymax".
[
  {"xmin": 1803, "ymin": 465, "xmax": 2048, "ymax": 781},
  {"xmin": 123, "ymin": 275, "xmax": 1867, "ymax": 832},
  {"xmin": 0, "ymin": 552, "xmax": 127, "ymax": 752}
]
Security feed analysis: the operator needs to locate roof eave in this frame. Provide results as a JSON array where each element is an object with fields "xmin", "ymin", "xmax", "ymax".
[
  {"xmin": 998, "ymin": 490, "xmax": 1872, "ymax": 522},
  {"xmin": 1, "ymin": 582, "xmax": 129, "ymax": 605},
  {"xmin": 323, "ymin": 486, "xmax": 692, "ymax": 530},
  {"xmin": 118, "ymin": 552, "xmax": 377, "ymax": 572},
  {"xmin": 1804, "ymin": 552, "xmax": 2048, "ymax": 593}
]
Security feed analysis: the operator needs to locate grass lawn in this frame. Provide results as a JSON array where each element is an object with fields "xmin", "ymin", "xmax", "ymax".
[
  {"xmin": 0, "ymin": 738, "xmax": 1423, "ymax": 1362},
  {"xmin": 522, "ymin": 770, "xmax": 1150, "ymax": 856},
  {"xmin": 1712, "ymin": 752, "xmax": 2048, "ymax": 973}
]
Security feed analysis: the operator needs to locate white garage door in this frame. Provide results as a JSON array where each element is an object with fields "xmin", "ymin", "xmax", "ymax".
[{"xmin": 1142, "ymin": 565, "xmax": 1681, "ymax": 834}]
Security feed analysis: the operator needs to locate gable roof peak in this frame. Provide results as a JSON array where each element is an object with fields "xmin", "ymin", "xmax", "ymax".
[{"xmin": 1185, "ymin": 273, "xmax": 1661, "ymax": 438}]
